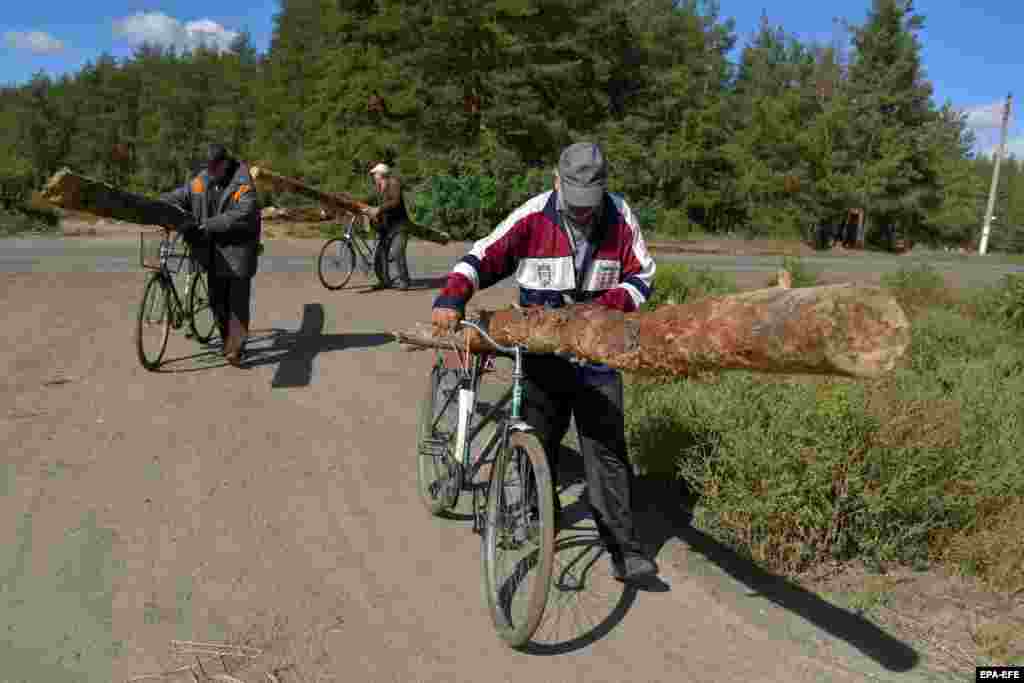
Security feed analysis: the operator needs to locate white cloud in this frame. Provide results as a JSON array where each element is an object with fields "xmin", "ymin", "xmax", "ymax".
[
  {"xmin": 980, "ymin": 136, "xmax": 1024, "ymax": 159},
  {"xmin": 3, "ymin": 30, "xmax": 66, "ymax": 54},
  {"xmin": 962, "ymin": 100, "xmax": 1011, "ymax": 130},
  {"xmin": 112, "ymin": 11, "xmax": 239, "ymax": 52}
]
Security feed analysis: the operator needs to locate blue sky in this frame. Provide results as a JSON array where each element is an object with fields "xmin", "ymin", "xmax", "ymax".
[{"xmin": 1, "ymin": 0, "xmax": 1020, "ymax": 155}]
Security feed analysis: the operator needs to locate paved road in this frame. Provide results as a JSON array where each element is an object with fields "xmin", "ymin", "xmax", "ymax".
[
  {"xmin": 1, "ymin": 237, "xmax": 971, "ymax": 683},
  {"xmin": 3, "ymin": 237, "xmax": 1023, "ymax": 290}
]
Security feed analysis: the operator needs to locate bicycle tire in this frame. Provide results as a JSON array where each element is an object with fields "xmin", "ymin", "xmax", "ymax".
[
  {"xmin": 187, "ymin": 269, "xmax": 216, "ymax": 343},
  {"xmin": 136, "ymin": 273, "xmax": 171, "ymax": 371},
  {"xmin": 481, "ymin": 430, "xmax": 555, "ymax": 648},
  {"xmin": 317, "ymin": 238, "xmax": 356, "ymax": 290},
  {"xmin": 415, "ymin": 361, "xmax": 463, "ymax": 515}
]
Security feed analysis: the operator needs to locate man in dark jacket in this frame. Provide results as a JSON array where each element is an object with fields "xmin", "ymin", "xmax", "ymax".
[
  {"xmin": 365, "ymin": 162, "xmax": 412, "ymax": 290},
  {"xmin": 431, "ymin": 141, "xmax": 659, "ymax": 583},
  {"xmin": 162, "ymin": 143, "xmax": 261, "ymax": 366}
]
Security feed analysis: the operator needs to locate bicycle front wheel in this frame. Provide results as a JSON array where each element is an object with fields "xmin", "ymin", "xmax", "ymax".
[
  {"xmin": 187, "ymin": 269, "xmax": 216, "ymax": 343},
  {"xmin": 317, "ymin": 238, "xmax": 356, "ymax": 290},
  {"xmin": 482, "ymin": 430, "xmax": 555, "ymax": 648},
  {"xmin": 136, "ymin": 274, "xmax": 171, "ymax": 371},
  {"xmin": 416, "ymin": 360, "xmax": 463, "ymax": 516}
]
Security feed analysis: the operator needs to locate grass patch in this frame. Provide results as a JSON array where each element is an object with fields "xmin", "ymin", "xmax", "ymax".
[
  {"xmin": 0, "ymin": 208, "xmax": 61, "ymax": 237},
  {"xmin": 765, "ymin": 256, "xmax": 821, "ymax": 288},
  {"xmin": 641, "ymin": 262, "xmax": 738, "ymax": 310},
  {"xmin": 626, "ymin": 263, "xmax": 1024, "ymax": 591},
  {"xmin": 880, "ymin": 263, "xmax": 952, "ymax": 314}
]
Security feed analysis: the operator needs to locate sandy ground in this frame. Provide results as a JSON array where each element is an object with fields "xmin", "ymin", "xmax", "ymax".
[{"xmin": 1, "ymin": 226, "xmax": 1012, "ymax": 683}]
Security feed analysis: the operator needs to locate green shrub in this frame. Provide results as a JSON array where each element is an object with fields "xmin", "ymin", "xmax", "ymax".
[
  {"xmin": 990, "ymin": 274, "xmax": 1024, "ymax": 332},
  {"xmin": 624, "ymin": 289, "xmax": 1024, "ymax": 584},
  {"xmin": 881, "ymin": 263, "xmax": 951, "ymax": 312},
  {"xmin": 769, "ymin": 256, "xmax": 820, "ymax": 288},
  {"xmin": 642, "ymin": 263, "xmax": 737, "ymax": 311}
]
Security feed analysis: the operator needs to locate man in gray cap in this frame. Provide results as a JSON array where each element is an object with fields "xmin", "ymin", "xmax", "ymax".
[
  {"xmin": 162, "ymin": 143, "xmax": 262, "ymax": 366},
  {"xmin": 431, "ymin": 141, "xmax": 659, "ymax": 582}
]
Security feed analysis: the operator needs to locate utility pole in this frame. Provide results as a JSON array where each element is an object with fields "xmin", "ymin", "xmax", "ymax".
[{"xmin": 980, "ymin": 93, "xmax": 1013, "ymax": 255}]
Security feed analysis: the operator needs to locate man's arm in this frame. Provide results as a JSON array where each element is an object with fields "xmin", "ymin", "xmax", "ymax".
[
  {"xmin": 594, "ymin": 199, "xmax": 656, "ymax": 313},
  {"xmin": 201, "ymin": 181, "xmax": 258, "ymax": 234},
  {"xmin": 433, "ymin": 202, "xmax": 531, "ymax": 311},
  {"xmin": 159, "ymin": 182, "xmax": 192, "ymax": 214}
]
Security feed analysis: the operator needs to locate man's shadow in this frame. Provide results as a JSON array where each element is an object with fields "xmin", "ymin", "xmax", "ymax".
[
  {"xmin": 353, "ymin": 276, "xmax": 448, "ymax": 294},
  {"xmin": 545, "ymin": 443, "xmax": 920, "ymax": 671},
  {"xmin": 240, "ymin": 303, "xmax": 392, "ymax": 387}
]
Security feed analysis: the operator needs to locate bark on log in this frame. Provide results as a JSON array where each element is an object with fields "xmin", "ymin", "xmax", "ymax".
[
  {"xmin": 392, "ymin": 283, "xmax": 911, "ymax": 379},
  {"xmin": 40, "ymin": 168, "xmax": 194, "ymax": 231},
  {"xmin": 250, "ymin": 166, "xmax": 451, "ymax": 244}
]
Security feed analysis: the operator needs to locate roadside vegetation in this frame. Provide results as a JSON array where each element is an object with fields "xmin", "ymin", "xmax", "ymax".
[{"xmin": 626, "ymin": 261, "xmax": 1024, "ymax": 605}]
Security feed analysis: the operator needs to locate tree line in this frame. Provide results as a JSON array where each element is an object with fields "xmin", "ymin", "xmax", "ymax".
[{"xmin": 1, "ymin": 0, "xmax": 1021, "ymax": 249}]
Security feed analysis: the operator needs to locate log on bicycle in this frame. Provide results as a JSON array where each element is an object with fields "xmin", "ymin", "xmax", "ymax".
[
  {"xmin": 250, "ymin": 165, "xmax": 452, "ymax": 245},
  {"xmin": 393, "ymin": 282, "xmax": 911, "ymax": 379}
]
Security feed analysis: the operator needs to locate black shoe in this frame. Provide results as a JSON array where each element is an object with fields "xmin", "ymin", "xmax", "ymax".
[
  {"xmin": 369, "ymin": 282, "xmax": 390, "ymax": 291},
  {"xmin": 396, "ymin": 281, "xmax": 411, "ymax": 291},
  {"xmin": 611, "ymin": 552, "xmax": 659, "ymax": 583}
]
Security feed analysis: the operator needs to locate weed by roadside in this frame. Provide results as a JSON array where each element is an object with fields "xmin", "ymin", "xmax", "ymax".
[
  {"xmin": 765, "ymin": 256, "xmax": 821, "ymax": 288},
  {"xmin": 0, "ymin": 209, "xmax": 61, "ymax": 237},
  {"xmin": 626, "ymin": 260, "xmax": 1024, "ymax": 604},
  {"xmin": 640, "ymin": 262, "xmax": 738, "ymax": 311}
]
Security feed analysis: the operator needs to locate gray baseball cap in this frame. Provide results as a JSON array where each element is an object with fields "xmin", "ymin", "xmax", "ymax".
[{"xmin": 558, "ymin": 142, "xmax": 607, "ymax": 208}]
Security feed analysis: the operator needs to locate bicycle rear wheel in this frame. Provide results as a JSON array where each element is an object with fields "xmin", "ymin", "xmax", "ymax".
[
  {"xmin": 136, "ymin": 273, "xmax": 171, "ymax": 371},
  {"xmin": 482, "ymin": 430, "xmax": 555, "ymax": 648},
  {"xmin": 415, "ymin": 359, "xmax": 463, "ymax": 515},
  {"xmin": 187, "ymin": 269, "xmax": 216, "ymax": 343},
  {"xmin": 317, "ymin": 238, "xmax": 356, "ymax": 290}
]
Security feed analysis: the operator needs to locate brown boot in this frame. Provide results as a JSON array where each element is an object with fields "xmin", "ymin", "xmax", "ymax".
[{"xmin": 224, "ymin": 316, "xmax": 247, "ymax": 367}]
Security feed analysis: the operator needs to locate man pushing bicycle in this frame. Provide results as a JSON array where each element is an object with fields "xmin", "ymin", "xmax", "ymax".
[{"xmin": 431, "ymin": 141, "xmax": 659, "ymax": 583}]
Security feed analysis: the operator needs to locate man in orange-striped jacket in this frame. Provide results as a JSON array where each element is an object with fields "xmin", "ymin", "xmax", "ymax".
[{"xmin": 162, "ymin": 143, "xmax": 261, "ymax": 366}]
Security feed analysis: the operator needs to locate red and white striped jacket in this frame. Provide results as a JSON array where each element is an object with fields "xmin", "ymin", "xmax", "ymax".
[{"xmin": 434, "ymin": 190, "xmax": 656, "ymax": 314}]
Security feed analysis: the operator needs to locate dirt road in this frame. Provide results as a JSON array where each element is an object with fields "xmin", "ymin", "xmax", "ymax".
[{"xmin": 1, "ymin": 239, "xmax": 962, "ymax": 682}]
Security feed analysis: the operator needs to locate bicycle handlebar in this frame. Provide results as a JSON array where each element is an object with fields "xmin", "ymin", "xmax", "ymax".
[
  {"xmin": 458, "ymin": 319, "xmax": 516, "ymax": 355},
  {"xmin": 457, "ymin": 318, "xmax": 580, "ymax": 364}
]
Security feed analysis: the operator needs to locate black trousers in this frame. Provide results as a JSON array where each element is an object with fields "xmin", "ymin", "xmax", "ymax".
[
  {"xmin": 207, "ymin": 274, "xmax": 251, "ymax": 353},
  {"xmin": 521, "ymin": 355, "xmax": 643, "ymax": 557},
  {"xmin": 374, "ymin": 220, "xmax": 410, "ymax": 286}
]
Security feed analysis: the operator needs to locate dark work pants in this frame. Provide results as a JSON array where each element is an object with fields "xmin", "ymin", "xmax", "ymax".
[
  {"xmin": 521, "ymin": 355, "xmax": 643, "ymax": 557},
  {"xmin": 208, "ymin": 274, "xmax": 252, "ymax": 356},
  {"xmin": 374, "ymin": 220, "xmax": 411, "ymax": 286}
]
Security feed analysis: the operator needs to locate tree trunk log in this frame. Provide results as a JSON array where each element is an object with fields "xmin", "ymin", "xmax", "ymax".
[
  {"xmin": 393, "ymin": 283, "xmax": 911, "ymax": 379},
  {"xmin": 250, "ymin": 166, "xmax": 451, "ymax": 244},
  {"xmin": 40, "ymin": 168, "xmax": 194, "ymax": 231}
]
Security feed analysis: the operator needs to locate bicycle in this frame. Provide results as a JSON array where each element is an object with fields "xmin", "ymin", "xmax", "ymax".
[
  {"xmin": 411, "ymin": 317, "xmax": 556, "ymax": 649},
  {"xmin": 135, "ymin": 228, "xmax": 217, "ymax": 371},
  {"xmin": 317, "ymin": 211, "xmax": 403, "ymax": 290}
]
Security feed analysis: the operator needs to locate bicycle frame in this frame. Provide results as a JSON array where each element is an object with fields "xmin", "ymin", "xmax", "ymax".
[
  {"xmin": 432, "ymin": 319, "xmax": 535, "ymax": 533},
  {"xmin": 342, "ymin": 213, "xmax": 377, "ymax": 275},
  {"xmin": 145, "ymin": 230, "xmax": 209, "ymax": 326}
]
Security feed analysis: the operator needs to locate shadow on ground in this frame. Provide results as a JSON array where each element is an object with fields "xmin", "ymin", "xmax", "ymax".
[
  {"xmin": 536, "ymin": 449, "xmax": 921, "ymax": 670},
  {"xmin": 156, "ymin": 303, "xmax": 392, "ymax": 385},
  {"xmin": 244, "ymin": 303, "xmax": 392, "ymax": 387},
  {"xmin": 351, "ymin": 276, "xmax": 448, "ymax": 293}
]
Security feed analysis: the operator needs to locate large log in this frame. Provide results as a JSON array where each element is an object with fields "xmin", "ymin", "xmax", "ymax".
[
  {"xmin": 392, "ymin": 283, "xmax": 911, "ymax": 379},
  {"xmin": 40, "ymin": 168, "xmax": 194, "ymax": 231},
  {"xmin": 250, "ymin": 166, "xmax": 451, "ymax": 244}
]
